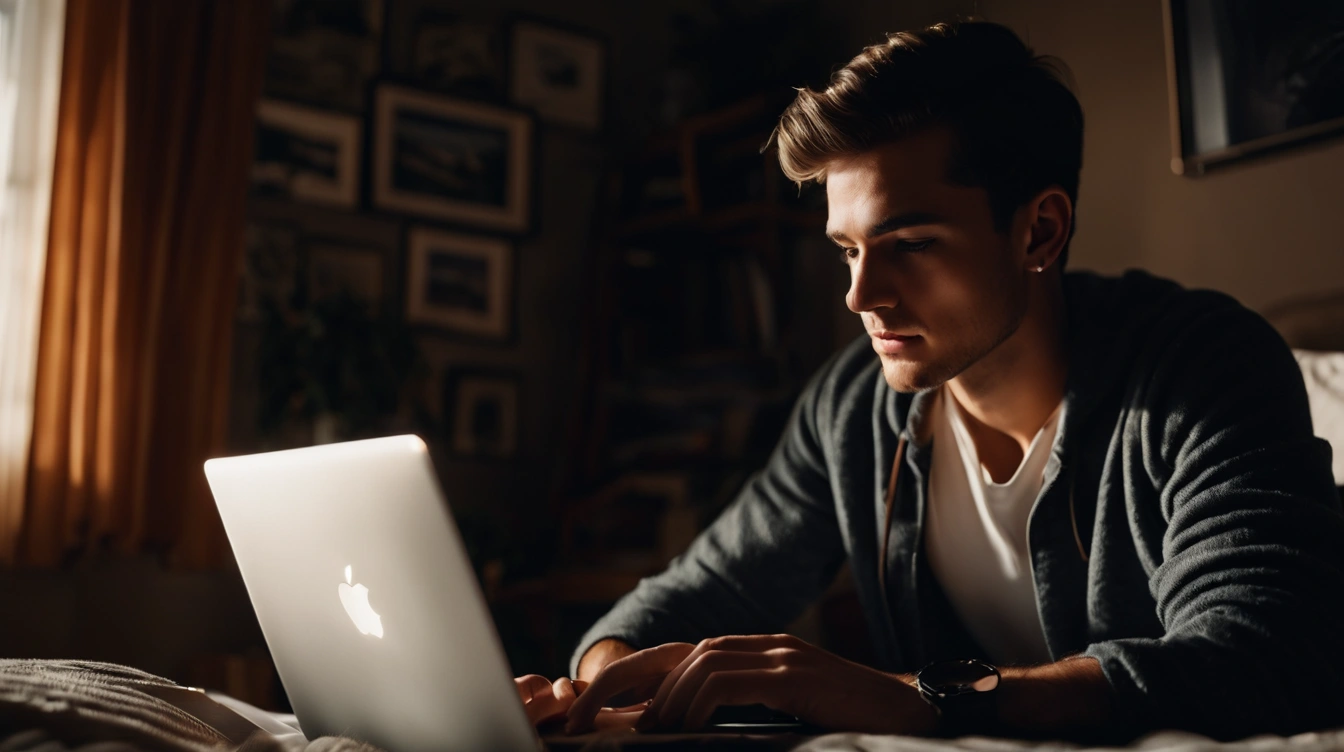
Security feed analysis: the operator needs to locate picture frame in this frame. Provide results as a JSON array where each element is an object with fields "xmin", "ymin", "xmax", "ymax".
[
  {"xmin": 372, "ymin": 84, "xmax": 534, "ymax": 232},
  {"xmin": 404, "ymin": 225, "xmax": 514, "ymax": 340},
  {"xmin": 265, "ymin": 0, "xmax": 385, "ymax": 112},
  {"xmin": 410, "ymin": 10, "xmax": 505, "ymax": 99},
  {"xmin": 509, "ymin": 19, "xmax": 606, "ymax": 132},
  {"xmin": 252, "ymin": 100, "xmax": 362, "ymax": 207},
  {"xmin": 444, "ymin": 370, "xmax": 520, "ymax": 458},
  {"xmin": 1162, "ymin": 0, "xmax": 1344, "ymax": 175},
  {"xmin": 306, "ymin": 241, "xmax": 385, "ymax": 313}
]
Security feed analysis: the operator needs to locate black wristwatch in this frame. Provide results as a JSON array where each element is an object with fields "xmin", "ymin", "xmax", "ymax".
[{"xmin": 915, "ymin": 658, "xmax": 1001, "ymax": 736}]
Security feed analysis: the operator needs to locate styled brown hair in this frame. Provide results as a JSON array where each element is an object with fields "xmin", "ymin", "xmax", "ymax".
[{"xmin": 771, "ymin": 21, "xmax": 1084, "ymax": 265}]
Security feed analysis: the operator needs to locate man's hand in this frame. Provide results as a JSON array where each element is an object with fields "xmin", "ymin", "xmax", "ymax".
[
  {"xmin": 515, "ymin": 675, "xmax": 583, "ymax": 727},
  {"xmin": 565, "ymin": 642, "xmax": 697, "ymax": 733},
  {"xmin": 514, "ymin": 675, "xmax": 651, "ymax": 733},
  {"xmin": 566, "ymin": 634, "xmax": 939, "ymax": 734}
]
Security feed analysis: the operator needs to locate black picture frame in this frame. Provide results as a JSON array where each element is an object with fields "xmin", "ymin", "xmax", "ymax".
[
  {"xmin": 371, "ymin": 83, "xmax": 534, "ymax": 233},
  {"xmin": 252, "ymin": 100, "xmax": 362, "ymax": 208},
  {"xmin": 403, "ymin": 225, "xmax": 515, "ymax": 341},
  {"xmin": 409, "ymin": 9, "xmax": 505, "ymax": 100},
  {"xmin": 265, "ymin": 0, "xmax": 386, "ymax": 112},
  {"xmin": 508, "ymin": 17, "xmax": 607, "ymax": 133},
  {"xmin": 1163, "ymin": 0, "xmax": 1344, "ymax": 175}
]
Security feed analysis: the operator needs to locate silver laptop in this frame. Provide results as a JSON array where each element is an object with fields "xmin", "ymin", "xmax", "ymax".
[{"xmin": 204, "ymin": 435, "xmax": 539, "ymax": 752}]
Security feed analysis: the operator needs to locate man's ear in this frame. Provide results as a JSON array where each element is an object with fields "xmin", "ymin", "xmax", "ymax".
[{"xmin": 1022, "ymin": 187, "xmax": 1072, "ymax": 273}]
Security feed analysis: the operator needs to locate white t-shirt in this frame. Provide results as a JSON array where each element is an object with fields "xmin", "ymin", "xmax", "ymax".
[{"xmin": 925, "ymin": 387, "xmax": 1063, "ymax": 665}]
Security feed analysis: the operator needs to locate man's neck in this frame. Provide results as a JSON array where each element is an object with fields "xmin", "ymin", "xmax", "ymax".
[{"xmin": 945, "ymin": 278, "xmax": 1069, "ymax": 481}]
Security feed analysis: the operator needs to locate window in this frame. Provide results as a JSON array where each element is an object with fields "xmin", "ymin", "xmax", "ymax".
[{"xmin": 0, "ymin": 0, "xmax": 64, "ymax": 548}]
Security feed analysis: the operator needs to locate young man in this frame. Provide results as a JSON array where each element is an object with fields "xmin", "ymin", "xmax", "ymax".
[{"xmin": 521, "ymin": 21, "xmax": 1344, "ymax": 741}]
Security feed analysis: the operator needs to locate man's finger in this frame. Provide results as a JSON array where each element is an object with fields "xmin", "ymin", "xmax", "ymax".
[
  {"xmin": 592, "ymin": 707, "xmax": 647, "ymax": 732},
  {"xmin": 553, "ymin": 676, "xmax": 577, "ymax": 705},
  {"xmin": 646, "ymin": 635, "xmax": 792, "ymax": 718},
  {"xmin": 514, "ymin": 674, "xmax": 553, "ymax": 704},
  {"xmin": 523, "ymin": 691, "xmax": 566, "ymax": 726},
  {"xmin": 644, "ymin": 650, "xmax": 778, "ymax": 731},
  {"xmin": 564, "ymin": 642, "xmax": 695, "ymax": 733},
  {"xmin": 681, "ymin": 668, "xmax": 785, "ymax": 731}
]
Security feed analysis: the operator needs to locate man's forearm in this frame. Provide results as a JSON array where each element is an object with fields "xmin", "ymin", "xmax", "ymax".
[{"xmin": 992, "ymin": 656, "xmax": 1117, "ymax": 739}]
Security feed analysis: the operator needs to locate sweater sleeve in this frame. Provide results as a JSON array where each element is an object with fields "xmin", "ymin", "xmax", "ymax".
[
  {"xmin": 1084, "ymin": 300, "xmax": 1344, "ymax": 739},
  {"xmin": 569, "ymin": 351, "xmax": 850, "ymax": 677}
]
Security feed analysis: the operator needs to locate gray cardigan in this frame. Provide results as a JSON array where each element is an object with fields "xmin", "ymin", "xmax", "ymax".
[{"xmin": 572, "ymin": 270, "xmax": 1344, "ymax": 740}]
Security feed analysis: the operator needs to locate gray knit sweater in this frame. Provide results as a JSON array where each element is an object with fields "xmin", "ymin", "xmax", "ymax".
[{"xmin": 572, "ymin": 270, "xmax": 1344, "ymax": 740}]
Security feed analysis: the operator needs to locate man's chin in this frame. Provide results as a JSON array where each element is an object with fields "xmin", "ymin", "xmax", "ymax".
[{"xmin": 880, "ymin": 357, "xmax": 952, "ymax": 393}]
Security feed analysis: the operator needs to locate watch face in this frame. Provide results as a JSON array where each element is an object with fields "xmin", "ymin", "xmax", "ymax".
[{"xmin": 918, "ymin": 659, "xmax": 1000, "ymax": 697}]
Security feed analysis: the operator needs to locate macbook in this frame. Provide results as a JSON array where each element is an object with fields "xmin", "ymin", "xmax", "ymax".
[{"xmin": 204, "ymin": 435, "xmax": 539, "ymax": 752}]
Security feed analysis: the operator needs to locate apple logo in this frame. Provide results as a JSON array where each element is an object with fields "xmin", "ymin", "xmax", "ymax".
[{"xmin": 338, "ymin": 565, "xmax": 383, "ymax": 638}]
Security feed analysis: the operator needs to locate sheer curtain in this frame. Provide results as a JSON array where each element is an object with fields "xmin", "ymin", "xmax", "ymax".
[{"xmin": 0, "ymin": 0, "xmax": 66, "ymax": 565}]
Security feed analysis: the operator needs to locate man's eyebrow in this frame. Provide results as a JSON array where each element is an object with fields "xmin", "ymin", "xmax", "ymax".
[{"xmin": 826, "ymin": 211, "xmax": 945, "ymax": 245}]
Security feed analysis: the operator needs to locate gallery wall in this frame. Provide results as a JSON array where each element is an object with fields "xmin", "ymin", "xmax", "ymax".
[
  {"xmin": 845, "ymin": 0, "xmax": 1344, "ymax": 312},
  {"xmin": 233, "ymin": 0, "xmax": 697, "ymax": 563}
]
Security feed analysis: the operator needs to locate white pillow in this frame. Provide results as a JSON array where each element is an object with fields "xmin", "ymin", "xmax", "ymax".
[{"xmin": 1293, "ymin": 349, "xmax": 1344, "ymax": 486}]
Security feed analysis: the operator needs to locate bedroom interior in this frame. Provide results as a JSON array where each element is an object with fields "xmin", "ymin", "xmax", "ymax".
[{"xmin": 1, "ymin": 0, "xmax": 1343, "ymax": 749}]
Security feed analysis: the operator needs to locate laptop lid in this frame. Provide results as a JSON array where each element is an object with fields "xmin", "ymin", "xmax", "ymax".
[{"xmin": 204, "ymin": 435, "xmax": 538, "ymax": 752}]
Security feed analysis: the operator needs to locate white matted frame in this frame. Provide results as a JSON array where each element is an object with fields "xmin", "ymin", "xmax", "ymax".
[
  {"xmin": 509, "ymin": 20, "xmax": 605, "ymax": 132},
  {"xmin": 252, "ymin": 100, "xmax": 361, "ymax": 207},
  {"xmin": 373, "ymin": 84, "xmax": 532, "ymax": 232},
  {"xmin": 405, "ymin": 226, "xmax": 513, "ymax": 339}
]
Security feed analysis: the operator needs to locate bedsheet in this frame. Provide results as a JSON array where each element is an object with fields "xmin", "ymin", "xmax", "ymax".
[{"xmin": 5, "ymin": 660, "xmax": 1342, "ymax": 752}]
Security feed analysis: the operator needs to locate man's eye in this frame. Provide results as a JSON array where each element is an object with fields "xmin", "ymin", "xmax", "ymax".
[
  {"xmin": 838, "ymin": 247, "xmax": 858, "ymax": 264},
  {"xmin": 896, "ymin": 239, "xmax": 935, "ymax": 252}
]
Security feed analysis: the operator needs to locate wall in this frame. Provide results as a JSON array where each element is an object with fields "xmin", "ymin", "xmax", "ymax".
[
  {"xmin": 2, "ymin": 0, "xmax": 853, "ymax": 688},
  {"xmin": 845, "ymin": 0, "xmax": 1344, "ymax": 312}
]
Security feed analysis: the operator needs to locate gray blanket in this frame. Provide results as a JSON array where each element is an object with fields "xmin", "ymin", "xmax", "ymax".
[{"xmin": 0, "ymin": 660, "xmax": 381, "ymax": 752}]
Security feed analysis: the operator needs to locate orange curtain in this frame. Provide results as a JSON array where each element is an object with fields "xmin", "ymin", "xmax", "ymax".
[{"xmin": 14, "ymin": 0, "xmax": 270, "ymax": 568}]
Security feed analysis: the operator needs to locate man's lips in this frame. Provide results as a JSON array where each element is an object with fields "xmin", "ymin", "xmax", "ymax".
[{"xmin": 870, "ymin": 331, "xmax": 921, "ymax": 355}]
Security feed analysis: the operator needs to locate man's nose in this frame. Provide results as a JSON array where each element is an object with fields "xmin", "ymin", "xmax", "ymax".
[{"xmin": 846, "ymin": 251, "xmax": 899, "ymax": 314}]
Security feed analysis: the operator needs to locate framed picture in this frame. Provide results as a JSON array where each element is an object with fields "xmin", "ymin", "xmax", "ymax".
[
  {"xmin": 445, "ymin": 370, "xmax": 519, "ymax": 458},
  {"xmin": 1163, "ymin": 0, "xmax": 1344, "ymax": 175},
  {"xmin": 405, "ymin": 226, "xmax": 513, "ymax": 339},
  {"xmin": 306, "ymin": 242, "xmax": 384, "ymax": 312},
  {"xmin": 411, "ymin": 11, "xmax": 504, "ymax": 98},
  {"xmin": 266, "ymin": 0, "xmax": 385, "ymax": 111},
  {"xmin": 373, "ymin": 84, "xmax": 533, "ymax": 232},
  {"xmin": 238, "ymin": 221, "xmax": 300, "ymax": 323},
  {"xmin": 252, "ymin": 100, "xmax": 361, "ymax": 207},
  {"xmin": 510, "ymin": 20, "xmax": 605, "ymax": 132}
]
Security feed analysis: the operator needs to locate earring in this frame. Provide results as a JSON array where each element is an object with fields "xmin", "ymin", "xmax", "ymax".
[{"xmin": 1033, "ymin": 263, "xmax": 1046, "ymax": 273}]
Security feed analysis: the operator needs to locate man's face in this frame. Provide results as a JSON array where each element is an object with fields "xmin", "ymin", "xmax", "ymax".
[{"xmin": 825, "ymin": 127, "xmax": 1029, "ymax": 393}]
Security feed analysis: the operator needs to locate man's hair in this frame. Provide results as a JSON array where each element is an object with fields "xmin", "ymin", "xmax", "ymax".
[{"xmin": 770, "ymin": 21, "xmax": 1084, "ymax": 266}]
